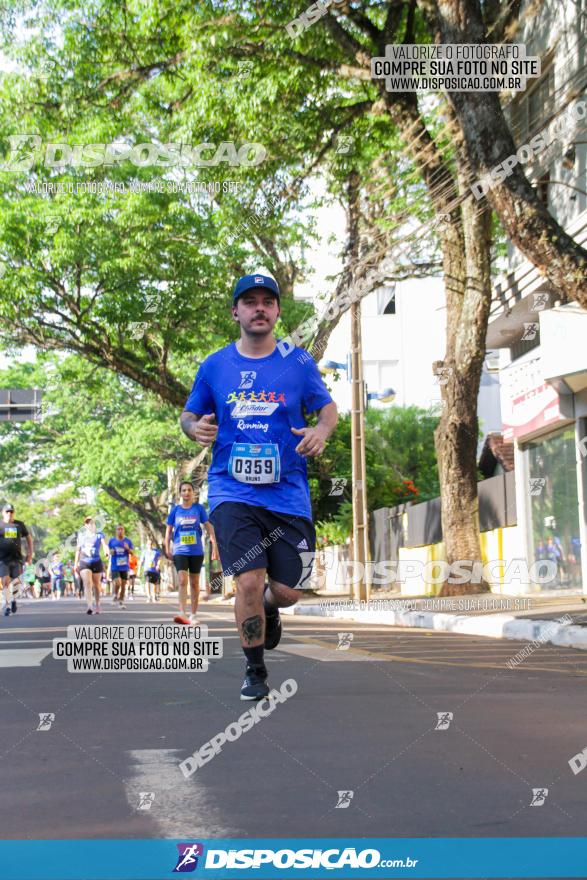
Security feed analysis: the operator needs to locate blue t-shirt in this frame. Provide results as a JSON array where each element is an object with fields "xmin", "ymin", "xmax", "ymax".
[
  {"xmin": 167, "ymin": 504, "xmax": 208, "ymax": 556},
  {"xmin": 142, "ymin": 548, "xmax": 161, "ymax": 573},
  {"xmin": 184, "ymin": 342, "xmax": 333, "ymax": 520},
  {"xmin": 108, "ymin": 537, "xmax": 134, "ymax": 572},
  {"xmin": 50, "ymin": 562, "xmax": 64, "ymax": 579},
  {"xmin": 77, "ymin": 531, "xmax": 105, "ymax": 564}
]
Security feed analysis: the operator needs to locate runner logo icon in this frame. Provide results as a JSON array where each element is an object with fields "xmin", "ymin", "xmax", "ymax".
[
  {"xmin": 173, "ymin": 843, "xmax": 204, "ymax": 872},
  {"xmin": 239, "ymin": 371, "xmax": 256, "ymax": 389},
  {"xmin": 37, "ymin": 712, "xmax": 55, "ymax": 731}
]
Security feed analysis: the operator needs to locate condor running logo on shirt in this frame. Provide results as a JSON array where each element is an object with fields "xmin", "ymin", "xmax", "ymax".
[{"xmin": 227, "ymin": 390, "xmax": 286, "ymax": 418}]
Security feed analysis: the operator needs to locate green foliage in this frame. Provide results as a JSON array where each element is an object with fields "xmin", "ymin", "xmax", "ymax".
[
  {"xmin": 0, "ymin": 0, "xmax": 447, "ymax": 405},
  {"xmin": 0, "ymin": 352, "xmax": 193, "ymax": 548},
  {"xmin": 310, "ymin": 405, "xmax": 439, "ymax": 540},
  {"xmin": 0, "ymin": 1, "xmax": 449, "ymax": 555},
  {"xmin": 0, "ymin": 487, "xmax": 89, "ymax": 561}
]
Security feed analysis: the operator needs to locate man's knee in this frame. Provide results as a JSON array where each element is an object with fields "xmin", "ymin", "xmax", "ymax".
[{"xmin": 236, "ymin": 569, "xmax": 265, "ymax": 602}]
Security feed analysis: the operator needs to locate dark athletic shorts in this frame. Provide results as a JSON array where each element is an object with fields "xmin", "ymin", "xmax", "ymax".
[
  {"xmin": 210, "ymin": 501, "xmax": 316, "ymax": 589},
  {"xmin": 146, "ymin": 571, "xmax": 160, "ymax": 584},
  {"xmin": 173, "ymin": 555, "xmax": 204, "ymax": 574},
  {"xmin": 0, "ymin": 559, "xmax": 22, "ymax": 579},
  {"xmin": 80, "ymin": 560, "xmax": 103, "ymax": 574},
  {"xmin": 111, "ymin": 569, "xmax": 128, "ymax": 581}
]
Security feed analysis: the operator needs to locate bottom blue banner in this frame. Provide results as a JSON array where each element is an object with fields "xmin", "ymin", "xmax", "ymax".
[{"xmin": 0, "ymin": 837, "xmax": 586, "ymax": 879}]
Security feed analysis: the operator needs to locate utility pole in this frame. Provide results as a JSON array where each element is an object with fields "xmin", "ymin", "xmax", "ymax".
[{"xmin": 350, "ymin": 300, "xmax": 369, "ymax": 602}]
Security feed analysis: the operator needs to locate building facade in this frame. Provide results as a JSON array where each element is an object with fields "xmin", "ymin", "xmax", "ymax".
[{"xmin": 487, "ymin": 0, "xmax": 587, "ymax": 593}]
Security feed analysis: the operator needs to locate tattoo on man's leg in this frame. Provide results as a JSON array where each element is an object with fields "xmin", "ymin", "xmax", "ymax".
[{"xmin": 241, "ymin": 615, "xmax": 263, "ymax": 645}]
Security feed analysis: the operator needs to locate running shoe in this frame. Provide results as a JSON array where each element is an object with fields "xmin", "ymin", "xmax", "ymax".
[
  {"xmin": 86, "ymin": 608, "xmax": 93, "ymax": 615},
  {"xmin": 10, "ymin": 599, "xmax": 17, "ymax": 614},
  {"xmin": 119, "ymin": 603, "xmax": 126, "ymax": 609},
  {"xmin": 189, "ymin": 613, "xmax": 200, "ymax": 625},
  {"xmin": 3, "ymin": 607, "xmax": 10, "ymax": 617},
  {"xmin": 240, "ymin": 665, "xmax": 269, "ymax": 701},
  {"xmin": 264, "ymin": 607, "xmax": 282, "ymax": 650}
]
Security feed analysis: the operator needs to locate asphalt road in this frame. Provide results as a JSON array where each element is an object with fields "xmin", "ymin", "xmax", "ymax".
[{"xmin": 1, "ymin": 595, "xmax": 587, "ymax": 842}]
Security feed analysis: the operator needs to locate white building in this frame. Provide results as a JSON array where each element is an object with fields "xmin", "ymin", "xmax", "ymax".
[
  {"xmin": 321, "ymin": 278, "xmax": 446, "ymax": 412},
  {"xmin": 319, "ymin": 277, "xmax": 502, "ymax": 454}
]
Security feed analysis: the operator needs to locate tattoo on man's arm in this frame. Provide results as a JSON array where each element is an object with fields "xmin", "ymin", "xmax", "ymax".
[{"xmin": 241, "ymin": 615, "xmax": 263, "ymax": 645}]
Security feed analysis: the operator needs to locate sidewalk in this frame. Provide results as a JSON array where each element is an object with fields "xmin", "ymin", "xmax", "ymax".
[{"xmin": 277, "ymin": 590, "xmax": 587, "ymax": 651}]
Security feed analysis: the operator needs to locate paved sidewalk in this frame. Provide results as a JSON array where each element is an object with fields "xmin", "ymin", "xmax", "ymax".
[{"xmin": 276, "ymin": 590, "xmax": 587, "ymax": 651}]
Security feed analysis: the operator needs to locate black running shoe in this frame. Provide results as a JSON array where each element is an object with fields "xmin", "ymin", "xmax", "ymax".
[
  {"xmin": 3, "ymin": 607, "xmax": 10, "ymax": 617},
  {"xmin": 264, "ymin": 608, "xmax": 282, "ymax": 650},
  {"xmin": 86, "ymin": 608, "xmax": 93, "ymax": 615},
  {"xmin": 240, "ymin": 665, "xmax": 269, "ymax": 701},
  {"xmin": 10, "ymin": 599, "xmax": 17, "ymax": 613}
]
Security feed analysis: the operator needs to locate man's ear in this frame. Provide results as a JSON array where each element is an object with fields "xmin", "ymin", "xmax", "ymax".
[{"xmin": 231, "ymin": 306, "xmax": 239, "ymax": 322}]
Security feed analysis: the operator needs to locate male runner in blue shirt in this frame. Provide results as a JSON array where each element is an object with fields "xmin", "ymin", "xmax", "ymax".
[
  {"xmin": 108, "ymin": 524, "xmax": 134, "ymax": 608},
  {"xmin": 180, "ymin": 273, "xmax": 337, "ymax": 700}
]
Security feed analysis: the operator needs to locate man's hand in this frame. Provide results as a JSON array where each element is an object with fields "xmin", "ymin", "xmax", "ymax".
[
  {"xmin": 291, "ymin": 425, "xmax": 328, "ymax": 457},
  {"xmin": 192, "ymin": 413, "xmax": 218, "ymax": 446}
]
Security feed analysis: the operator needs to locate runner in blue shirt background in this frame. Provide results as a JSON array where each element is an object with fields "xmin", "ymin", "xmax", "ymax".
[
  {"xmin": 108, "ymin": 524, "xmax": 134, "ymax": 609},
  {"xmin": 50, "ymin": 552, "xmax": 65, "ymax": 599},
  {"xmin": 180, "ymin": 272, "xmax": 337, "ymax": 700},
  {"xmin": 165, "ymin": 481, "xmax": 218, "ymax": 624},
  {"xmin": 74, "ymin": 516, "xmax": 110, "ymax": 615},
  {"xmin": 139, "ymin": 539, "xmax": 162, "ymax": 603}
]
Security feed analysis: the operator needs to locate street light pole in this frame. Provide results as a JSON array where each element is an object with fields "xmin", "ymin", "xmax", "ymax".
[{"xmin": 350, "ymin": 300, "xmax": 369, "ymax": 602}]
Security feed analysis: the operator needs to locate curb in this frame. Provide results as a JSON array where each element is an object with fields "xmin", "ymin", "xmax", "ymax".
[{"xmin": 281, "ymin": 604, "xmax": 587, "ymax": 651}]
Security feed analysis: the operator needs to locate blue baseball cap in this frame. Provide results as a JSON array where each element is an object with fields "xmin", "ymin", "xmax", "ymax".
[{"xmin": 232, "ymin": 273, "xmax": 280, "ymax": 304}]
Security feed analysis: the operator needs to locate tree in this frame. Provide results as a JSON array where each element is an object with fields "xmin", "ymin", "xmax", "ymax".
[
  {"xmin": 0, "ymin": 353, "xmax": 199, "ymax": 546},
  {"xmin": 0, "ymin": 3, "xmax": 314, "ymax": 404},
  {"xmin": 0, "ymin": 0, "xmax": 538, "ymax": 595},
  {"xmin": 255, "ymin": 1, "xmax": 496, "ymax": 593},
  {"xmin": 419, "ymin": 0, "xmax": 587, "ymax": 305}
]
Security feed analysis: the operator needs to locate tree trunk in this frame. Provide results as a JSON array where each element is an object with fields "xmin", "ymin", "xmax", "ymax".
[
  {"xmin": 378, "ymin": 95, "xmax": 492, "ymax": 593},
  {"xmin": 434, "ymin": 144, "xmax": 494, "ymax": 595}
]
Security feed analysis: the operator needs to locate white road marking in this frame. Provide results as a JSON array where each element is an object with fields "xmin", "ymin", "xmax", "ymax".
[
  {"xmin": 276, "ymin": 643, "xmax": 385, "ymax": 662},
  {"xmin": 0, "ymin": 647, "xmax": 52, "ymax": 667},
  {"xmin": 126, "ymin": 749, "xmax": 238, "ymax": 837}
]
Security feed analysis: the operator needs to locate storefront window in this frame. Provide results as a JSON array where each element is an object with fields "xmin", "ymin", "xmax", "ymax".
[{"xmin": 526, "ymin": 427, "xmax": 582, "ymax": 589}]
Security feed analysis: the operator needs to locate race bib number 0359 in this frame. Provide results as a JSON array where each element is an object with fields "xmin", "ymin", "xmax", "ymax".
[{"xmin": 228, "ymin": 443, "xmax": 281, "ymax": 484}]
